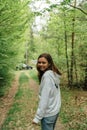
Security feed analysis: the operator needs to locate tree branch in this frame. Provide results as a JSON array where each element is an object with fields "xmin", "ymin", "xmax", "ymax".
[{"xmin": 68, "ymin": 4, "xmax": 87, "ymax": 15}]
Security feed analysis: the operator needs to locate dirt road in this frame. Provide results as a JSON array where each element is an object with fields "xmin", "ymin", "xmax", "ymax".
[
  {"xmin": 0, "ymin": 72, "xmax": 20, "ymax": 129},
  {"xmin": 0, "ymin": 71, "xmax": 65, "ymax": 130}
]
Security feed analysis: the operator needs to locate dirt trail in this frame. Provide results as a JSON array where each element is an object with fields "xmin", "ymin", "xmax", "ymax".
[
  {"xmin": 0, "ymin": 72, "xmax": 20, "ymax": 129},
  {"xmin": 0, "ymin": 71, "xmax": 65, "ymax": 130}
]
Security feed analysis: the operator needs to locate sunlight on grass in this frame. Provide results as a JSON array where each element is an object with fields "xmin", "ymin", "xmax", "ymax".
[
  {"xmin": 29, "ymin": 69, "xmax": 39, "ymax": 83},
  {"xmin": 19, "ymin": 72, "xmax": 29, "ymax": 84}
]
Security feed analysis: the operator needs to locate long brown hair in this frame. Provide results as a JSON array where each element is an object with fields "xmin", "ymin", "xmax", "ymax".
[{"xmin": 36, "ymin": 53, "xmax": 61, "ymax": 82}]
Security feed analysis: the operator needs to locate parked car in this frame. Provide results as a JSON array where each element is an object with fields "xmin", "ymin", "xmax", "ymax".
[
  {"xmin": 26, "ymin": 65, "xmax": 33, "ymax": 70},
  {"xmin": 16, "ymin": 63, "xmax": 33, "ymax": 70},
  {"xmin": 16, "ymin": 63, "xmax": 23, "ymax": 70}
]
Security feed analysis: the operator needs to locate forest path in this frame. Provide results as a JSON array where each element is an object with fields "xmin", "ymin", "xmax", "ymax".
[
  {"xmin": 0, "ymin": 70, "xmax": 65, "ymax": 130},
  {"xmin": 0, "ymin": 72, "xmax": 20, "ymax": 129}
]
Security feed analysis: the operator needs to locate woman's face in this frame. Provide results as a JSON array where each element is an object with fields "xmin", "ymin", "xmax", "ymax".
[{"xmin": 37, "ymin": 57, "xmax": 50, "ymax": 72}]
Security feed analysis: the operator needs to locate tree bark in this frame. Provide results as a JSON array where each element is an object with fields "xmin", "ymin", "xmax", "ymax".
[
  {"xmin": 64, "ymin": 23, "xmax": 70, "ymax": 87},
  {"xmin": 70, "ymin": 0, "xmax": 76, "ymax": 88}
]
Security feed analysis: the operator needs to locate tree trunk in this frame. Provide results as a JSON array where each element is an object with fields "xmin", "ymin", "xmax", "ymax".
[
  {"xmin": 74, "ymin": 57, "xmax": 78, "ymax": 85},
  {"xmin": 70, "ymin": 0, "xmax": 76, "ymax": 88},
  {"xmin": 70, "ymin": 31, "xmax": 74, "ymax": 87},
  {"xmin": 64, "ymin": 20, "xmax": 70, "ymax": 87},
  {"xmin": 83, "ymin": 67, "xmax": 87, "ymax": 90}
]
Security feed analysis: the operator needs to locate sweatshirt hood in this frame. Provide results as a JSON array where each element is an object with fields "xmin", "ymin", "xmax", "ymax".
[{"xmin": 44, "ymin": 70, "xmax": 61, "ymax": 85}]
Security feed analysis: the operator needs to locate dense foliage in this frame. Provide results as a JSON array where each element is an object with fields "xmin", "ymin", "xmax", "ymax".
[
  {"xmin": 31, "ymin": 0, "xmax": 87, "ymax": 90},
  {"xmin": 0, "ymin": 0, "xmax": 32, "ymax": 95}
]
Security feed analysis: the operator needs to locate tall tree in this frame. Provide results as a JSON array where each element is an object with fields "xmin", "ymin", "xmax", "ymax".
[{"xmin": 0, "ymin": 0, "xmax": 32, "ymax": 89}]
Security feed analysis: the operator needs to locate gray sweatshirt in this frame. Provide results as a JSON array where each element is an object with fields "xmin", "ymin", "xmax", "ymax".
[{"xmin": 33, "ymin": 70, "xmax": 61, "ymax": 123}]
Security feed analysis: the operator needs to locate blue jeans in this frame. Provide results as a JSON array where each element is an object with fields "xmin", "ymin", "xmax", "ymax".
[{"xmin": 41, "ymin": 113, "xmax": 59, "ymax": 130}]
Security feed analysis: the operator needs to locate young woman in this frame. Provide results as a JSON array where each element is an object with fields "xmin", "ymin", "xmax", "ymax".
[{"xmin": 33, "ymin": 53, "xmax": 61, "ymax": 130}]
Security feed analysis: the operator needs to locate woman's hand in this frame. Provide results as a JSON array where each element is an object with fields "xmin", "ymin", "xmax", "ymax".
[{"xmin": 32, "ymin": 121, "xmax": 38, "ymax": 125}]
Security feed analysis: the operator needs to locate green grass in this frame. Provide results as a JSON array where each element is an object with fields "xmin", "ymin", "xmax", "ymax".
[
  {"xmin": 19, "ymin": 72, "xmax": 29, "ymax": 84},
  {"xmin": 0, "ymin": 86, "xmax": 7, "ymax": 97},
  {"xmin": 1, "ymin": 72, "xmax": 34, "ymax": 130},
  {"xmin": 0, "ymin": 81, "xmax": 13, "ymax": 97},
  {"xmin": 29, "ymin": 69, "xmax": 39, "ymax": 83},
  {"xmin": 0, "ymin": 73, "xmax": 14, "ymax": 97}
]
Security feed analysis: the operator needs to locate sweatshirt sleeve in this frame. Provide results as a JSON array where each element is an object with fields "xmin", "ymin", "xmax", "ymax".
[{"xmin": 33, "ymin": 74, "xmax": 52, "ymax": 123}]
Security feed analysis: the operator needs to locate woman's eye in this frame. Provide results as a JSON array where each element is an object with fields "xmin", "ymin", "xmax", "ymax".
[
  {"xmin": 38, "ymin": 62, "xmax": 46, "ymax": 64},
  {"xmin": 42, "ymin": 62, "xmax": 46, "ymax": 64},
  {"xmin": 38, "ymin": 62, "xmax": 42, "ymax": 64}
]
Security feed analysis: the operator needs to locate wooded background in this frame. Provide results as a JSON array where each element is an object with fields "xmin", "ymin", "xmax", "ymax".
[{"xmin": 0, "ymin": 0, "xmax": 87, "ymax": 96}]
